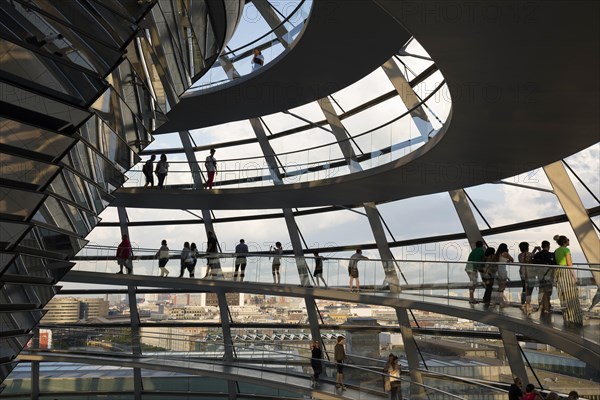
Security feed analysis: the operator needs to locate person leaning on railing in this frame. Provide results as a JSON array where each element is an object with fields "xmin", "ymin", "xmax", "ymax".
[
  {"xmin": 465, "ymin": 241, "xmax": 485, "ymax": 304},
  {"xmin": 481, "ymin": 247, "xmax": 497, "ymax": 306},
  {"xmin": 532, "ymin": 240, "xmax": 555, "ymax": 314}
]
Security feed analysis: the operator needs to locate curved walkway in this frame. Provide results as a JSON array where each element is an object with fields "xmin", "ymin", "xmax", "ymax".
[
  {"xmin": 154, "ymin": 0, "xmax": 411, "ymax": 132},
  {"xmin": 114, "ymin": 1, "xmax": 599, "ymax": 209},
  {"xmin": 19, "ymin": 351, "xmax": 353, "ymax": 400},
  {"xmin": 61, "ymin": 271, "xmax": 600, "ymax": 370}
]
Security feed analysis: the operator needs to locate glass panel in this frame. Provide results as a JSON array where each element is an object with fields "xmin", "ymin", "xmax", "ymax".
[
  {"xmin": 79, "ymin": 116, "xmax": 134, "ymax": 171},
  {"xmin": 34, "ymin": 226, "xmax": 87, "ymax": 257},
  {"xmin": 0, "ymin": 117, "xmax": 74, "ymax": 158},
  {"xmin": 0, "ymin": 310, "xmax": 44, "ymax": 334},
  {"xmin": 0, "ymin": 81, "xmax": 91, "ymax": 131},
  {"xmin": 0, "ymin": 38, "xmax": 105, "ymax": 106},
  {"xmin": 0, "ymin": 152, "xmax": 58, "ymax": 188},
  {"xmin": 0, "ymin": 222, "xmax": 29, "ymax": 250},
  {"xmin": 91, "ymin": 86, "xmax": 152, "ymax": 153},
  {"xmin": 37, "ymin": 196, "xmax": 75, "ymax": 233},
  {"xmin": 0, "ymin": 187, "xmax": 45, "ymax": 220}
]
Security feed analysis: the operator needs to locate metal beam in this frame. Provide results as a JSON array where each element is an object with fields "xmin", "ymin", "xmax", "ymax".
[
  {"xmin": 381, "ymin": 58, "xmax": 434, "ymax": 140},
  {"xmin": 30, "ymin": 328, "xmax": 39, "ymax": 400},
  {"xmin": 250, "ymin": 117, "xmax": 309, "ymax": 285},
  {"xmin": 282, "ymin": 208, "xmax": 311, "ymax": 286},
  {"xmin": 178, "ymin": 130, "xmax": 220, "ymax": 271},
  {"xmin": 252, "ymin": 0, "xmax": 291, "ymax": 48},
  {"xmin": 179, "ymin": 131, "xmax": 204, "ymax": 190},
  {"xmin": 544, "ymin": 162, "xmax": 600, "ymax": 276},
  {"xmin": 218, "ymin": 56, "xmax": 241, "ymax": 80},
  {"xmin": 127, "ymin": 285, "xmax": 143, "ymax": 400},
  {"xmin": 305, "ymin": 296, "xmax": 323, "ymax": 349},
  {"xmin": 396, "ymin": 308, "xmax": 426, "ymax": 399},
  {"xmin": 248, "ymin": 118, "xmax": 283, "ymax": 184},
  {"xmin": 319, "ymin": 97, "xmax": 400, "ymax": 291},
  {"xmin": 448, "ymin": 190, "xmax": 484, "ymax": 248},
  {"xmin": 217, "ymin": 291, "xmax": 234, "ymax": 363},
  {"xmin": 216, "ymin": 291, "xmax": 237, "ymax": 399},
  {"xmin": 499, "ymin": 328, "xmax": 529, "ymax": 387}
]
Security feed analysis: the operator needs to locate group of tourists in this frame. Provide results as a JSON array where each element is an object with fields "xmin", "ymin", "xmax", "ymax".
[
  {"xmin": 115, "ymin": 234, "xmax": 332, "ymax": 286},
  {"xmin": 141, "ymin": 149, "xmax": 218, "ymax": 190},
  {"xmin": 114, "ymin": 241, "xmax": 389, "ymax": 292},
  {"xmin": 509, "ymin": 376, "xmax": 580, "ymax": 400},
  {"xmin": 465, "ymin": 235, "xmax": 584, "ymax": 326}
]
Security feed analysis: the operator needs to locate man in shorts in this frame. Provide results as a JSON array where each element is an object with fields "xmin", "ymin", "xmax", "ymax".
[
  {"xmin": 334, "ymin": 336, "xmax": 347, "ymax": 390},
  {"xmin": 271, "ymin": 241, "xmax": 282, "ymax": 284},
  {"xmin": 348, "ymin": 249, "xmax": 368, "ymax": 292},
  {"xmin": 465, "ymin": 240, "xmax": 485, "ymax": 304},
  {"xmin": 234, "ymin": 239, "xmax": 249, "ymax": 281}
]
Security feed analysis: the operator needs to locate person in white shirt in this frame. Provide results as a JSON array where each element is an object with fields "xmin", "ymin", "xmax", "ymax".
[
  {"xmin": 348, "ymin": 249, "xmax": 368, "ymax": 292},
  {"xmin": 251, "ymin": 48, "xmax": 264, "ymax": 71}
]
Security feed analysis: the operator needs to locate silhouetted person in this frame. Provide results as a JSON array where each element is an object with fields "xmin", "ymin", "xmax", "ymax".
[
  {"xmin": 334, "ymin": 336, "xmax": 346, "ymax": 391},
  {"xmin": 205, "ymin": 231, "xmax": 222, "ymax": 278},
  {"xmin": 481, "ymin": 247, "xmax": 496, "ymax": 306},
  {"xmin": 533, "ymin": 240, "xmax": 555, "ymax": 314},
  {"xmin": 155, "ymin": 154, "xmax": 169, "ymax": 188},
  {"xmin": 116, "ymin": 234, "xmax": 132, "ymax": 274},
  {"xmin": 270, "ymin": 242, "xmax": 282, "ymax": 284},
  {"xmin": 508, "ymin": 376, "xmax": 523, "ymax": 400},
  {"xmin": 234, "ymin": 239, "xmax": 249, "ymax": 281},
  {"xmin": 143, "ymin": 155, "xmax": 156, "ymax": 187},
  {"xmin": 156, "ymin": 239, "xmax": 169, "ymax": 277},
  {"xmin": 310, "ymin": 340, "xmax": 323, "ymax": 387},
  {"xmin": 313, "ymin": 252, "xmax": 327, "ymax": 288},
  {"xmin": 205, "ymin": 148, "xmax": 217, "ymax": 189}
]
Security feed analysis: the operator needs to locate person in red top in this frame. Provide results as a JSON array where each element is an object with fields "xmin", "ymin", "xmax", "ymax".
[
  {"xmin": 116, "ymin": 234, "xmax": 132, "ymax": 274},
  {"xmin": 523, "ymin": 383, "xmax": 543, "ymax": 400}
]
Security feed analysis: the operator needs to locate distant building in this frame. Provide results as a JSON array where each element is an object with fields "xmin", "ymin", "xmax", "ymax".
[
  {"xmin": 41, "ymin": 298, "xmax": 81, "ymax": 324},
  {"xmin": 80, "ymin": 298, "xmax": 109, "ymax": 320}
]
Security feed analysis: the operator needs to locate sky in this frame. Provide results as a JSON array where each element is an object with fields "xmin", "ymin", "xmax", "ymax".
[{"xmin": 80, "ymin": 0, "xmax": 599, "ymax": 276}]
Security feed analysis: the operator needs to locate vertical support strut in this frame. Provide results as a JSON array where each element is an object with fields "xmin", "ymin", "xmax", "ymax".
[
  {"xmin": 395, "ymin": 308, "xmax": 426, "ymax": 399},
  {"xmin": 500, "ymin": 328, "xmax": 529, "ymax": 386},
  {"xmin": 449, "ymin": 189, "xmax": 484, "ymax": 248},
  {"xmin": 128, "ymin": 285, "xmax": 143, "ymax": 400},
  {"xmin": 305, "ymin": 295, "xmax": 323, "ymax": 347},
  {"xmin": 250, "ymin": 118, "xmax": 310, "ymax": 285},
  {"xmin": 217, "ymin": 291, "xmax": 237, "ymax": 399},
  {"xmin": 30, "ymin": 328, "xmax": 39, "ymax": 400},
  {"xmin": 319, "ymin": 97, "xmax": 400, "ymax": 291},
  {"xmin": 544, "ymin": 162, "xmax": 600, "ymax": 287}
]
